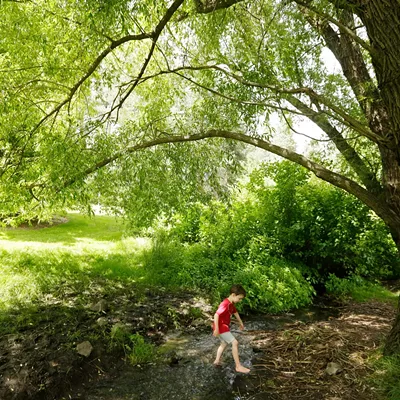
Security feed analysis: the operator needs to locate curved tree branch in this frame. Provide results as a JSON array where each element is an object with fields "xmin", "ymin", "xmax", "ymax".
[
  {"xmin": 285, "ymin": 94, "xmax": 382, "ymax": 193},
  {"xmin": 147, "ymin": 64, "xmax": 383, "ymax": 144},
  {"xmin": 193, "ymin": 0, "xmax": 244, "ymax": 14},
  {"xmin": 58, "ymin": 129, "xmax": 400, "ymax": 230},
  {"xmin": 172, "ymin": 71, "xmax": 304, "ymax": 114}
]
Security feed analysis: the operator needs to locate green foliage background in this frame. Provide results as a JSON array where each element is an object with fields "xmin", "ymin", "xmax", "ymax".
[{"xmin": 138, "ymin": 160, "xmax": 400, "ymax": 311}]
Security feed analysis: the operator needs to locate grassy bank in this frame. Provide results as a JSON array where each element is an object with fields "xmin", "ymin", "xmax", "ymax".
[{"xmin": 0, "ymin": 214, "xmax": 152, "ymax": 328}]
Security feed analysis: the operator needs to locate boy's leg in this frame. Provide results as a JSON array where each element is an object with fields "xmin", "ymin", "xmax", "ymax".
[
  {"xmin": 213, "ymin": 341, "xmax": 227, "ymax": 365},
  {"xmin": 232, "ymin": 339, "xmax": 250, "ymax": 373}
]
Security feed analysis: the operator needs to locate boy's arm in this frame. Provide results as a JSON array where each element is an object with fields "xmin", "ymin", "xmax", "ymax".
[
  {"xmin": 234, "ymin": 312, "xmax": 244, "ymax": 329},
  {"xmin": 213, "ymin": 313, "xmax": 220, "ymax": 336}
]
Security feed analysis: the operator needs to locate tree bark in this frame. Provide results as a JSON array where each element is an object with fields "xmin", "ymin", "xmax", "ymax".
[
  {"xmin": 384, "ymin": 297, "xmax": 400, "ymax": 355},
  {"xmin": 352, "ymin": 0, "xmax": 400, "ymax": 355},
  {"xmin": 356, "ymin": 0, "xmax": 400, "ymax": 149},
  {"xmin": 193, "ymin": 0, "xmax": 243, "ymax": 13}
]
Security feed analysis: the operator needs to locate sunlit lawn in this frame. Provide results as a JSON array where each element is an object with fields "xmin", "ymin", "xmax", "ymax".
[
  {"xmin": 0, "ymin": 214, "xmax": 151, "ymax": 317},
  {"xmin": 1, "ymin": 213, "xmax": 126, "ymax": 248}
]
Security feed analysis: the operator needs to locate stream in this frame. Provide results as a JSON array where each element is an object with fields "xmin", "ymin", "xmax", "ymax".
[{"xmin": 83, "ymin": 302, "xmax": 340, "ymax": 400}]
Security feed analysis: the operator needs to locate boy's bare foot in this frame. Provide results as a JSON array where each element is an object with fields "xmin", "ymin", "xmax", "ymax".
[
  {"xmin": 235, "ymin": 365, "xmax": 250, "ymax": 373},
  {"xmin": 213, "ymin": 361, "xmax": 223, "ymax": 368}
]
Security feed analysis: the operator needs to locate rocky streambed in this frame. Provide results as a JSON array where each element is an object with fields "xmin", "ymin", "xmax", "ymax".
[{"xmin": 0, "ymin": 288, "xmax": 395, "ymax": 400}]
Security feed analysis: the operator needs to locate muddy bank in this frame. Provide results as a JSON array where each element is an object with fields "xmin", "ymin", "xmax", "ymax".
[
  {"xmin": 243, "ymin": 300, "xmax": 395, "ymax": 399},
  {"xmin": 0, "ymin": 287, "xmax": 212, "ymax": 400}
]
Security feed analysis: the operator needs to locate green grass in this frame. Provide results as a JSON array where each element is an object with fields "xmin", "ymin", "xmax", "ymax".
[
  {"xmin": 370, "ymin": 353, "xmax": 400, "ymax": 400},
  {"xmin": 326, "ymin": 274, "xmax": 398, "ymax": 305},
  {"xmin": 125, "ymin": 333, "xmax": 157, "ymax": 365},
  {"xmin": 351, "ymin": 284, "xmax": 398, "ymax": 304},
  {"xmin": 0, "ymin": 214, "xmax": 151, "ymax": 323},
  {"xmin": 0, "ymin": 213, "xmax": 125, "ymax": 245}
]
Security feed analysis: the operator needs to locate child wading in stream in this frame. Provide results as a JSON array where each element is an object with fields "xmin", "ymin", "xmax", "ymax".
[{"xmin": 212, "ymin": 284, "xmax": 250, "ymax": 373}]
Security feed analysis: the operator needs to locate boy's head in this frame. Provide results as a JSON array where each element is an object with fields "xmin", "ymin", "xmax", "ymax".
[{"xmin": 229, "ymin": 284, "xmax": 246, "ymax": 303}]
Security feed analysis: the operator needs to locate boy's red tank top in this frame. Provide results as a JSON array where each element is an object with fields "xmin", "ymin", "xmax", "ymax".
[{"xmin": 212, "ymin": 298, "xmax": 237, "ymax": 333}]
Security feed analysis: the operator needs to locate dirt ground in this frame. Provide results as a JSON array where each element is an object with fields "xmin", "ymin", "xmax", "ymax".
[
  {"xmin": 0, "ymin": 289, "xmax": 396, "ymax": 400},
  {"xmin": 245, "ymin": 300, "xmax": 396, "ymax": 400}
]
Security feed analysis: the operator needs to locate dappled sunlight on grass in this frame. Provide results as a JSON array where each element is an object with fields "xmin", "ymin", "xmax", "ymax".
[
  {"xmin": 0, "ymin": 236, "xmax": 152, "ymax": 253},
  {"xmin": 0, "ymin": 214, "xmax": 152, "ymax": 314},
  {"xmin": 0, "ymin": 214, "xmax": 125, "ymax": 244},
  {"xmin": 352, "ymin": 287, "xmax": 398, "ymax": 304}
]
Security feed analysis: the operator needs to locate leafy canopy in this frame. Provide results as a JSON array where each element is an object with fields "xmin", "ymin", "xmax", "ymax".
[{"xmin": 0, "ymin": 0, "xmax": 396, "ymax": 232}]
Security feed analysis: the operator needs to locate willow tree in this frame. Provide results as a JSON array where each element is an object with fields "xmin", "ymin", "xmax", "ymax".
[{"xmin": 1, "ymin": 0, "xmax": 400, "ymax": 352}]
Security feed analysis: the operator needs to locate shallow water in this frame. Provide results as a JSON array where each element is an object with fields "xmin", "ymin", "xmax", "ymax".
[{"xmin": 84, "ymin": 303, "xmax": 340, "ymax": 400}]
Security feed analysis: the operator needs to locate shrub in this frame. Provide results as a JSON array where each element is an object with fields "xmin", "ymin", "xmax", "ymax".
[
  {"xmin": 143, "ymin": 159, "xmax": 400, "ymax": 312},
  {"xmin": 325, "ymin": 274, "xmax": 396, "ymax": 302},
  {"xmin": 247, "ymin": 161, "xmax": 400, "ymax": 284},
  {"xmin": 226, "ymin": 256, "xmax": 315, "ymax": 313}
]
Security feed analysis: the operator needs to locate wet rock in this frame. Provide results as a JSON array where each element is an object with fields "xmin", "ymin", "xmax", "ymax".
[
  {"xmin": 181, "ymin": 308, "xmax": 190, "ymax": 315},
  {"xmin": 326, "ymin": 361, "xmax": 342, "ymax": 375},
  {"xmin": 76, "ymin": 341, "xmax": 93, "ymax": 357},
  {"xmin": 191, "ymin": 319, "xmax": 210, "ymax": 328},
  {"xmin": 165, "ymin": 350, "xmax": 182, "ymax": 366}
]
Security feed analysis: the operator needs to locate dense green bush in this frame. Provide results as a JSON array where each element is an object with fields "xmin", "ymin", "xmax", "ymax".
[
  {"xmin": 143, "ymin": 160, "xmax": 400, "ymax": 312},
  {"xmin": 139, "ymin": 231, "xmax": 315, "ymax": 313},
  {"xmin": 228, "ymin": 256, "xmax": 315, "ymax": 312},
  {"xmin": 247, "ymin": 161, "xmax": 400, "ymax": 284}
]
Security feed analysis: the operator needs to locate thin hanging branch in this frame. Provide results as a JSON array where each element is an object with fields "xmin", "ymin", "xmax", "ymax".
[{"xmin": 32, "ymin": 0, "xmax": 184, "ymax": 134}]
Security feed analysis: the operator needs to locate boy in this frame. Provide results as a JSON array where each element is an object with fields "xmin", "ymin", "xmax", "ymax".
[{"xmin": 212, "ymin": 284, "xmax": 250, "ymax": 373}]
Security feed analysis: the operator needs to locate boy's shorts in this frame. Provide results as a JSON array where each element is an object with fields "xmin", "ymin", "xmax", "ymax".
[{"xmin": 219, "ymin": 331, "xmax": 236, "ymax": 344}]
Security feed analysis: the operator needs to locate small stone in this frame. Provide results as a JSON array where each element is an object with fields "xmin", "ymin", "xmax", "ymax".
[
  {"xmin": 326, "ymin": 362, "xmax": 342, "ymax": 375},
  {"xmin": 76, "ymin": 341, "xmax": 93, "ymax": 357}
]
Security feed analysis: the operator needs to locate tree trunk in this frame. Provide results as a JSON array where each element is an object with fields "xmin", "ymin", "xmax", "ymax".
[
  {"xmin": 354, "ymin": 0, "xmax": 400, "ymax": 355},
  {"xmin": 356, "ymin": 0, "xmax": 400, "ymax": 150},
  {"xmin": 381, "ymin": 150, "xmax": 400, "ymax": 355},
  {"xmin": 380, "ymin": 146, "xmax": 400, "ymax": 250},
  {"xmin": 384, "ymin": 297, "xmax": 400, "ymax": 355}
]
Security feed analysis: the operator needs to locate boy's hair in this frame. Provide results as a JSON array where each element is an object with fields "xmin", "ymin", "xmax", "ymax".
[{"xmin": 230, "ymin": 284, "xmax": 246, "ymax": 297}]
